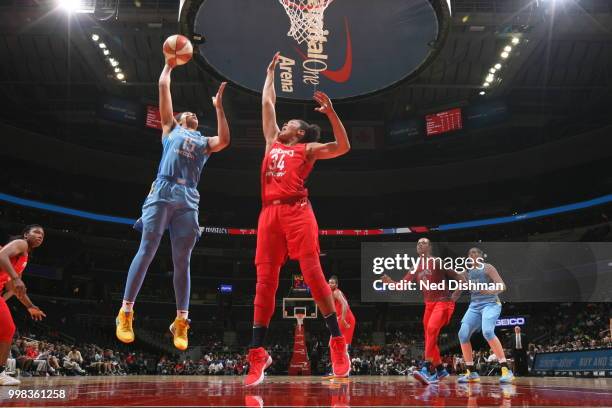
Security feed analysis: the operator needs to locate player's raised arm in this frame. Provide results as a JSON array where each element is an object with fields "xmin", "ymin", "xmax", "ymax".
[
  {"xmin": 262, "ymin": 52, "xmax": 281, "ymax": 146},
  {"xmin": 206, "ymin": 82, "xmax": 230, "ymax": 153},
  {"xmin": 307, "ymin": 91, "xmax": 350, "ymax": 160},
  {"xmin": 159, "ymin": 64, "xmax": 177, "ymax": 137}
]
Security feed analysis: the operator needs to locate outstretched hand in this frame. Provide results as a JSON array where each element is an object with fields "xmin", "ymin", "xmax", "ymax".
[
  {"xmin": 28, "ymin": 306, "xmax": 46, "ymax": 321},
  {"xmin": 212, "ymin": 82, "xmax": 227, "ymax": 110},
  {"xmin": 313, "ymin": 91, "xmax": 333, "ymax": 114},
  {"xmin": 267, "ymin": 52, "xmax": 280, "ymax": 72}
]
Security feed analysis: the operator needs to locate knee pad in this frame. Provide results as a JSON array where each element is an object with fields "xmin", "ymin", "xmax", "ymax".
[
  {"xmin": 458, "ymin": 324, "xmax": 472, "ymax": 344},
  {"xmin": 298, "ymin": 254, "xmax": 331, "ymax": 301},
  {"xmin": 482, "ymin": 328, "xmax": 497, "ymax": 341}
]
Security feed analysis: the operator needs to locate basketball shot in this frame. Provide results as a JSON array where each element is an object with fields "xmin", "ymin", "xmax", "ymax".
[
  {"xmin": 244, "ymin": 52, "xmax": 351, "ymax": 387},
  {"xmin": 115, "ymin": 35, "xmax": 230, "ymax": 351},
  {"xmin": 0, "ymin": 225, "xmax": 47, "ymax": 386},
  {"xmin": 382, "ymin": 238, "xmax": 466, "ymax": 385}
]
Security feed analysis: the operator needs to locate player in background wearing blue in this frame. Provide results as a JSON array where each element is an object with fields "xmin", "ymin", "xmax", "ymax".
[
  {"xmin": 116, "ymin": 61, "xmax": 230, "ymax": 351},
  {"xmin": 456, "ymin": 247, "xmax": 514, "ymax": 383}
]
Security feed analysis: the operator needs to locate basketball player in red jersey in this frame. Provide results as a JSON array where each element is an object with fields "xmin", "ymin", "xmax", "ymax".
[
  {"xmin": 244, "ymin": 52, "xmax": 351, "ymax": 387},
  {"xmin": 382, "ymin": 238, "xmax": 465, "ymax": 385},
  {"xmin": 328, "ymin": 275, "xmax": 356, "ymax": 348},
  {"xmin": 0, "ymin": 225, "xmax": 47, "ymax": 386}
]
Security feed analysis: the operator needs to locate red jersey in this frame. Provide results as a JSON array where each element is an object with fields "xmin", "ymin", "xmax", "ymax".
[
  {"xmin": 0, "ymin": 252, "xmax": 28, "ymax": 291},
  {"xmin": 403, "ymin": 256, "xmax": 452, "ymax": 302},
  {"xmin": 261, "ymin": 142, "xmax": 314, "ymax": 203},
  {"xmin": 333, "ymin": 288, "xmax": 355, "ymax": 320}
]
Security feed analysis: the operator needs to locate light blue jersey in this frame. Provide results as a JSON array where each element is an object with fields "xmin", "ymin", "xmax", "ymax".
[
  {"xmin": 157, "ymin": 126, "xmax": 210, "ymax": 186},
  {"xmin": 459, "ymin": 264, "xmax": 502, "ymax": 343},
  {"xmin": 468, "ymin": 265, "xmax": 499, "ymax": 305}
]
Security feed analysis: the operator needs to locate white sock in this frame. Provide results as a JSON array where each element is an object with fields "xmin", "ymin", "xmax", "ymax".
[
  {"xmin": 177, "ymin": 310, "xmax": 189, "ymax": 320},
  {"xmin": 121, "ymin": 300, "xmax": 134, "ymax": 313},
  {"xmin": 499, "ymin": 358, "xmax": 507, "ymax": 363}
]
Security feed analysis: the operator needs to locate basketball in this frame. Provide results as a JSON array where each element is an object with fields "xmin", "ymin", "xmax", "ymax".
[{"xmin": 163, "ymin": 34, "xmax": 193, "ymax": 67}]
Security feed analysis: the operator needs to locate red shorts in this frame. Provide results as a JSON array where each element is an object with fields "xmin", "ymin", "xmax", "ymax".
[
  {"xmin": 339, "ymin": 312, "xmax": 356, "ymax": 345},
  {"xmin": 255, "ymin": 200, "xmax": 320, "ymax": 265},
  {"xmin": 0, "ymin": 297, "xmax": 16, "ymax": 343}
]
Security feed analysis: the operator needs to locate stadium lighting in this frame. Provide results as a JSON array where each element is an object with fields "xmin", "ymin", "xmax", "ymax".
[
  {"xmin": 494, "ymin": 63, "xmax": 502, "ymax": 69},
  {"xmin": 99, "ymin": 43, "xmax": 107, "ymax": 49},
  {"xmin": 483, "ymin": 82, "xmax": 490, "ymax": 87},
  {"xmin": 114, "ymin": 67, "xmax": 122, "ymax": 73},
  {"xmin": 103, "ymin": 49, "xmax": 110, "ymax": 56},
  {"xmin": 116, "ymin": 73, "xmax": 125, "ymax": 80},
  {"xmin": 486, "ymin": 74, "xmax": 494, "ymax": 82},
  {"xmin": 490, "ymin": 68, "xmax": 496, "ymax": 74},
  {"xmin": 57, "ymin": 0, "xmax": 79, "ymax": 13},
  {"xmin": 479, "ymin": 91, "xmax": 486, "ymax": 95},
  {"xmin": 501, "ymin": 51, "xmax": 509, "ymax": 59},
  {"xmin": 512, "ymin": 37, "xmax": 520, "ymax": 45},
  {"xmin": 504, "ymin": 45, "xmax": 512, "ymax": 52},
  {"xmin": 91, "ymin": 34, "xmax": 99, "ymax": 42},
  {"xmin": 109, "ymin": 58, "xmax": 119, "ymax": 67}
]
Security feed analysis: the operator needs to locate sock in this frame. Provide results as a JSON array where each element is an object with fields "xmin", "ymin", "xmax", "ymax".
[
  {"xmin": 177, "ymin": 310, "xmax": 189, "ymax": 320},
  {"xmin": 500, "ymin": 361, "xmax": 508, "ymax": 369},
  {"xmin": 436, "ymin": 364, "xmax": 445, "ymax": 373},
  {"xmin": 324, "ymin": 313, "xmax": 342, "ymax": 338},
  {"xmin": 122, "ymin": 300, "xmax": 134, "ymax": 313},
  {"xmin": 0, "ymin": 365, "xmax": 5, "ymax": 373},
  {"xmin": 251, "ymin": 326, "xmax": 268, "ymax": 348},
  {"xmin": 465, "ymin": 362, "xmax": 474, "ymax": 373}
]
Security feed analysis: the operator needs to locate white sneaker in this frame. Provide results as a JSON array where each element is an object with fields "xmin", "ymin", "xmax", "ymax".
[{"xmin": 0, "ymin": 371, "xmax": 21, "ymax": 386}]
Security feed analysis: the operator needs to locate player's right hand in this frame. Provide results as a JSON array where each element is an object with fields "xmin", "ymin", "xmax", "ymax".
[
  {"xmin": 342, "ymin": 319, "xmax": 351, "ymax": 329},
  {"xmin": 267, "ymin": 52, "xmax": 280, "ymax": 72},
  {"xmin": 381, "ymin": 274, "xmax": 393, "ymax": 284}
]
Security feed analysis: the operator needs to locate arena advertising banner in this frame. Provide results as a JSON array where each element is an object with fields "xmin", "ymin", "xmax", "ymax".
[
  {"xmin": 386, "ymin": 119, "xmax": 423, "ymax": 147},
  {"xmin": 361, "ymin": 242, "xmax": 612, "ymax": 303},
  {"xmin": 98, "ymin": 97, "xmax": 141, "ymax": 125},
  {"xmin": 533, "ymin": 349, "xmax": 612, "ymax": 373},
  {"xmin": 464, "ymin": 100, "xmax": 509, "ymax": 129}
]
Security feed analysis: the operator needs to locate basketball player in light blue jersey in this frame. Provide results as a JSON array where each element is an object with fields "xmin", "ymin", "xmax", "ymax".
[
  {"xmin": 116, "ymin": 62, "xmax": 229, "ymax": 351},
  {"xmin": 457, "ymin": 247, "xmax": 514, "ymax": 383}
]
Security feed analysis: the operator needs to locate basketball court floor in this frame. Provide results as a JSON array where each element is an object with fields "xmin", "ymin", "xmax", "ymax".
[{"xmin": 2, "ymin": 376, "xmax": 611, "ymax": 407}]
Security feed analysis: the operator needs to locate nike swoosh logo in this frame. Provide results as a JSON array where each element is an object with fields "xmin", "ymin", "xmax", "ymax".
[{"xmin": 294, "ymin": 17, "xmax": 352, "ymax": 83}]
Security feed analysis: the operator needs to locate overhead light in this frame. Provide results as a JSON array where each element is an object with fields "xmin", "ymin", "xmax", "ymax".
[
  {"xmin": 501, "ymin": 51, "xmax": 509, "ymax": 59},
  {"xmin": 479, "ymin": 91, "xmax": 486, "ymax": 95},
  {"xmin": 116, "ymin": 73, "xmax": 125, "ymax": 80},
  {"xmin": 504, "ymin": 45, "xmax": 512, "ymax": 52},
  {"xmin": 511, "ymin": 37, "xmax": 520, "ymax": 45},
  {"xmin": 109, "ymin": 58, "xmax": 119, "ymax": 67},
  {"xmin": 91, "ymin": 34, "xmax": 99, "ymax": 42},
  {"xmin": 483, "ymin": 82, "xmax": 490, "ymax": 87},
  {"xmin": 103, "ymin": 49, "xmax": 110, "ymax": 56},
  {"xmin": 114, "ymin": 67, "xmax": 122, "ymax": 73},
  {"xmin": 99, "ymin": 43, "xmax": 106, "ymax": 49},
  {"xmin": 494, "ymin": 63, "xmax": 502, "ymax": 69},
  {"xmin": 489, "ymin": 68, "xmax": 496, "ymax": 74},
  {"xmin": 486, "ymin": 74, "xmax": 494, "ymax": 82},
  {"xmin": 57, "ymin": 0, "xmax": 79, "ymax": 13}
]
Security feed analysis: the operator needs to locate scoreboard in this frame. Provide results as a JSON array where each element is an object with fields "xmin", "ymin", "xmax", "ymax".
[{"xmin": 426, "ymin": 108, "xmax": 463, "ymax": 136}]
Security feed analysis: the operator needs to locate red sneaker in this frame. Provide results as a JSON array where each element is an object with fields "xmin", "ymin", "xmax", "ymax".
[
  {"xmin": 329, "ymin": 336, "xmax": 350, "ymax": 377},
  {"xmin": 244, "ymin": 347, "xmax": 272, "ymax": 387}
]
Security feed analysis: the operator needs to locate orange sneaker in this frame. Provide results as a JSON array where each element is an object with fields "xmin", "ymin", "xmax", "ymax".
[
  {"xmin": 244, "ymin": 347, "xmax": 272, "ymax": 387},
  {"xmin": 329, "ymin": 336, "xmax": 350, "ymax": 377}
]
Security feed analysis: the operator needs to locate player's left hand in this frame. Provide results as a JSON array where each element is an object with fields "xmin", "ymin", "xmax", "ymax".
[
  {"xmin": 314, "ymin": 91, "xmax": 334, "ymax": 114},
  {"xmin": 212, "ymin": 82, "xmax": 227, "ymax": 110},
  {"xmin": 28, "ymin": 306, "xmax": 46, "ymax": 321}
]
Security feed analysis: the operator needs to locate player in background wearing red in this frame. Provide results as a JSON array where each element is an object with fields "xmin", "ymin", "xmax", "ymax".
[
  {"xmin": 245, "ymin": 52, "xmax": 351, "ymax": 387},
  {"xmin": 328, "ymin": 275, "xmax": 356, "ymax": 349},
  {"xmin": 382, "ymin": 238, "xmax": 465, "ymax": 385},
  {"xmin": 0, "ymin": 225, "xmax": 47, "ymax": 386}
]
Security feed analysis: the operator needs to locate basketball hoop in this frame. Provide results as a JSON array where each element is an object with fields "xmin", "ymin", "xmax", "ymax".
[
  {"xmin": 296, "ymin": 312, "xmax": 306, "ymax": 327},
  {"xmin": 278, "ymin": 0, "xmax": 334, "ymax": 44}
]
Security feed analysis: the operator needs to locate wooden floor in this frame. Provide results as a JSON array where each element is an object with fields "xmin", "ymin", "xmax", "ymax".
[{"xmin": 1, "ymin": 375, "xmax": 612, "ymax": 407}]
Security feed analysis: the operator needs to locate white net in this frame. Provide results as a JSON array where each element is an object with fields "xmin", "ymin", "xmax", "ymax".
[{"xmin": 278, "ymin": 0, "xmax": 334, "ymax": 44}]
